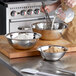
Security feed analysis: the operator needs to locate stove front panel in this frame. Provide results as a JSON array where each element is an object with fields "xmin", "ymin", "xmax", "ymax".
[{"xmin": 7, "ymin": 2, "xmax": 45, "ymax": 19}]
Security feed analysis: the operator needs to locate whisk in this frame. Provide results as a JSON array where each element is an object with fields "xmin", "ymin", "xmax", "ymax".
[{"xmin": 42, "ymin": 2, "xmax": 53, "ymax": 30}]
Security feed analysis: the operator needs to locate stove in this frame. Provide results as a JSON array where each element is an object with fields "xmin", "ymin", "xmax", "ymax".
[{"xmin": 0, "ymin": 0, "xmax": 56, "ymax": 35}]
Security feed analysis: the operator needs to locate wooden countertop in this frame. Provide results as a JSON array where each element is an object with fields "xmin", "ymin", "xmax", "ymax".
[{"xmin": 0, "ymin": 35, "xmax": 76, "ymax": 59}]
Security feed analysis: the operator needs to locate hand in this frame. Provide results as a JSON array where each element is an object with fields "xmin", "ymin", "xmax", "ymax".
[
  {"xmin": 64, "ymin": 0, "xmax": 76, "ymax": 8},
  {"xmin": 41, "ymin": 1, "xmax": 61, "ymax": 13},
  {"xmin": 41, "ymin": 5, "xmax": 53, "ymax": 13}
]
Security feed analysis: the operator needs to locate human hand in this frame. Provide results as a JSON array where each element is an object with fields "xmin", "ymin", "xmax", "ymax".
[
  {"xmin": 41, "ymin": 1, "xmax": 61, "ymax": 13},
  {"xmin": 64, "ymin": 0, "xmax": 76, "ymax": 8},
  {"xmin": 41, "ymin": 5, "xmax": 52, "ymax": 13}
]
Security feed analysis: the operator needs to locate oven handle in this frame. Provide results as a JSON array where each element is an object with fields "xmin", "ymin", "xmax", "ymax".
[
  {"xmin": 10, "ymin": 17, "xmax": 45, "ymax": 22},
  {"xmin": 10, "ymin": 16, "xmax": 55, "ymax": 22}
]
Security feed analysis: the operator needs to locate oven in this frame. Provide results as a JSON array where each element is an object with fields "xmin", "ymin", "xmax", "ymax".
[
  {"xmin": 0, "ymin": 0, "xmax": 56, "ymax": 35},
  {"xmin": 7, "ymin": 2, "xmax": 45, "ymax": 33}
]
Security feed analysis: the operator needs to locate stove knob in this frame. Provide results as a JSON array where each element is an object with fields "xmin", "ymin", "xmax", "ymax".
[
  {"xmin": 34, "ymin": 9, "xmax": 40, "ymax": 14},
  {"xmin": 21, "ymin": 10, "xmax": 26, "ymax": 16},
  {"xmin": 27, "ymin": 9, "xmax": 33, "ymax": 15},
  {"xmin": 11, "ymin": 11, "xmax": 17, "ymax": 17}
]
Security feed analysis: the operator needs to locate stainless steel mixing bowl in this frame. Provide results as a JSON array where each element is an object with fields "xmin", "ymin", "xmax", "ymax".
[
  {"xmin": 37, "ymin": 45, "xmax": 68, "ymax": 61},
  {"xmin": 5, "ymin": 32, "xmax": 41, "ymax": 50},
  {"xmin": 32, "ymin": 22, "xmax": 67, "ymax": 40}
]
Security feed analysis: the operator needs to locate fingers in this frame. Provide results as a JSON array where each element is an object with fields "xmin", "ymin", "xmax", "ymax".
[
  {"xmin": 40, "ymin": 5, "xmax": 51, "ymax": 13},
  {"xmin": 45, "ymin": 6, "xmax": 51, "ymax": 13},
  {"xmin": 40, "ymin": 6, "xmax": 46, "ymax": 13},
  {"xmin": 40, "ymin": 6, "xmax": 44, "ymax": 12},
  {"xmin": 64, "ymin": 0, "xmax": 76, "ymax": 8}
]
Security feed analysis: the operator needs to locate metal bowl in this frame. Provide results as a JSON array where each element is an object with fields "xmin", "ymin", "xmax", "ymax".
[
  {"xmin": 5, "ymin": 32, "xmax": 41, "ymax": 50},
  {"xmin": 37, "ymin": 45, "xmax": 68, "ymax": 61},
  {"xmin": 32, "ymin": 22, "xmax": 67, "ymax": 40}
]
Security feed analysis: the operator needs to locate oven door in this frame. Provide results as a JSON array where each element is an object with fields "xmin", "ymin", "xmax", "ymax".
[{"xmin": 9, "ymin": 17, "xmax": 46, "ymax": 33}]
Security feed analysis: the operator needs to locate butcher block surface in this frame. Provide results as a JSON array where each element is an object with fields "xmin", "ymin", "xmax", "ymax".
[{"xmin": 0, "ymin": 35, "xmax": 76, "ymax": 59}]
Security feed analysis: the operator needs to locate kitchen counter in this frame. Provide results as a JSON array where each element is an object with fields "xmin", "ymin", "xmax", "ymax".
[{"xmin": 0, "ymin": 52, "xmax": 76, "ymax": 76}]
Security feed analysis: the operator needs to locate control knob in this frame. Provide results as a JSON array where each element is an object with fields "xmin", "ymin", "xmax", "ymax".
[
  {"xmin": 34, "ymin": 9, "xmax": 40, "ymax": 14},
  {"xmin": 21, "ymin": 10, "xmax": 26, "ymax": 16},
  {"xmin": 11, "ymin": 11, "xmax": 17, "ymax": 16},
  {"xmin": 27, "ymin": 9, "xmax": 33, "ymax": 15}
]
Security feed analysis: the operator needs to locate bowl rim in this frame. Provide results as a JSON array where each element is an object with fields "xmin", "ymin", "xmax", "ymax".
[
  {"xmin": 32, "ymin": 22, "xmax": 68, "ymax": 31},
  {"xmin": 5, "ymin": 32, "xmax": 42, "ymax": 40},
  {"xmin": 37, "ymin": 45, "xmax": 68, "ymax": 53}
]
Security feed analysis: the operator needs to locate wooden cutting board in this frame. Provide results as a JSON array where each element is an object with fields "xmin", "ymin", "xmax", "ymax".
[{"xmin": 0, "ymin": 35, "xmax": 76, "ymax": 59}]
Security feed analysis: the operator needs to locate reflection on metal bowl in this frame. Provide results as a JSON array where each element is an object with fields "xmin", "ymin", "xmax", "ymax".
[
  {"xmin": 32, "ymin": 22, "xmax": 67, "ymax": 40},
  {"xmin": 5, "ymin": 32, "xmax": 41, "ymax": 50}
]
